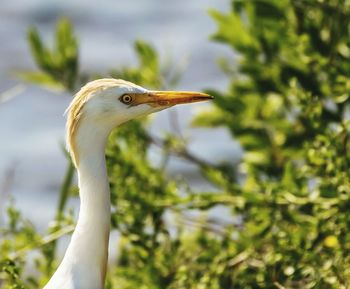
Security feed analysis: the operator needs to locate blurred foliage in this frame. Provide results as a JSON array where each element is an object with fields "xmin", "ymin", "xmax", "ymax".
[
  {"xmin": 21, "ymin": 18, "xmax": 79, "ymax": 91},
  {"xmin": 193, "ymin": 0, "xmax": 350, "ymax": 288},
  {"xmin": 110, "ymin": 39, "xmax": 184, "ymax": 89},
  {"xmin": 1, "ymin": 0, "xmax": 350, "ymax": 288}
]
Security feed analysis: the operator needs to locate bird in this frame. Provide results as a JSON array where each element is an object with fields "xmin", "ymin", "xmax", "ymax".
[{"xmin": 43, "ymin": 78, "xmax": 212, "ymax": 289}]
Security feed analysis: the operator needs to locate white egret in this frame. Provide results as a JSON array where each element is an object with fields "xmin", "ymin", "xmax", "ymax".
[{"xmin": 43, "ymin": 78, "xmax": 212, "ymax": 289}]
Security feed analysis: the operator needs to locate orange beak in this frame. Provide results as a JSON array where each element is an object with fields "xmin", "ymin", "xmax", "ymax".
[{"xmin": 130, "ymin": 91, "xmax": 213, "ymax": 107}]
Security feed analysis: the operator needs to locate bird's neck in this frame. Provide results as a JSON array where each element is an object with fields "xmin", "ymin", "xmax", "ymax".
[
  {"xmin": 70, "ymin": 150, "xmax": 110, "ymax": 288},
  {"xmin": 51, "ymin": 126, "xmax": 111, "ymax": 289}
]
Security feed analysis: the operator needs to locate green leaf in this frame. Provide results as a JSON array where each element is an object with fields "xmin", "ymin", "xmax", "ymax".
[
  {"xmin": 16, "ymin": 71, "xmax": 64, "ymax": 90},
  {"xmin": 27, "ymin": 27, "xmax": 52, "ymax": 72},
  {"xmin": 134, "ymin": 40, "xmax": 158, "ymax": 72},
  {"xmin": 209, "ymin": 9, "xmax": 259, "ymax": 52}
]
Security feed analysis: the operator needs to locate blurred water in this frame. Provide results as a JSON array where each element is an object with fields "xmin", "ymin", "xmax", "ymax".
[{"xmin": 0, "ymin": 0, "xmax": 240, "ymax": 231}]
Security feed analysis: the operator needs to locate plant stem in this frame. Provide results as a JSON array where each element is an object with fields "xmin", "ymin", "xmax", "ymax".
[{"xmin": 56, "ymin": 159, "xmax": 75, "ymax": 219}]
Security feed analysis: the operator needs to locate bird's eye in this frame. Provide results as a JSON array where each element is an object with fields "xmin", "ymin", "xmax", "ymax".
[{"xmin": 120, "ymin": 94, "xmax": 133, "ymax": 104}]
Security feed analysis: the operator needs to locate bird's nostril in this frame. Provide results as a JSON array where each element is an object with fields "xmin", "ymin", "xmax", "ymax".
[{"xmin": 158, "ymin": 100, "xmax": 170, "ymax": 106}]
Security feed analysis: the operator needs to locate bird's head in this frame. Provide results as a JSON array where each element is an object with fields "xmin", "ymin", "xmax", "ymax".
[{"xmin": 66, "ymin": 78, "xmax": 212, "ymax": 166}]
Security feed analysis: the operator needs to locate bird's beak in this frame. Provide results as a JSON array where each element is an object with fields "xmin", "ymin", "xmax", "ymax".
[{"xmin": 131, "ymin": 91, "xmax": 213, "ymax": 107}]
